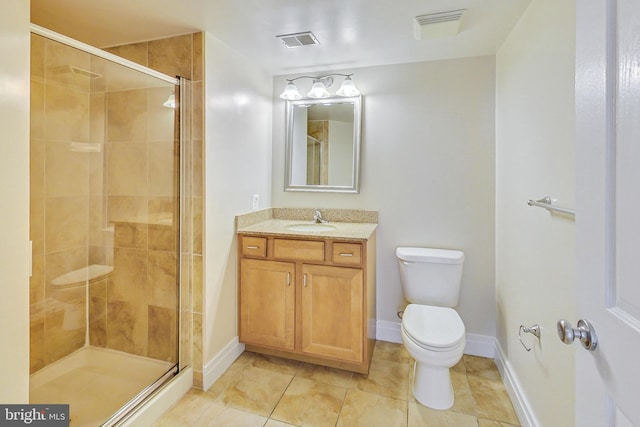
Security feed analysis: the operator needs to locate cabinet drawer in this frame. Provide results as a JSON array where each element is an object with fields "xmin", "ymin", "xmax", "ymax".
[
  {"xmin": 241, "ymin": 236, "xmax": 267, "ymax": 257},
  {"xmin": 332, "ymin": 243, "xmax": 362, "ymax": 265},
  {"xmin": 274, "ymin": 239, "xmax": 324, "ymax": 262}
]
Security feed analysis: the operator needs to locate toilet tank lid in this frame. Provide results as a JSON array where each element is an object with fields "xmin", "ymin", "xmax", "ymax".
[{"xmin": 396, "ymin": 247, "xmax": 464, "ymax": 264}]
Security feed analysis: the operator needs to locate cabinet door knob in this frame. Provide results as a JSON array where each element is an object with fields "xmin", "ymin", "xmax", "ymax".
[
  {"xmin": 303, "ymin": 274, "xmax": 308, "ymax": 287},
  {"xmin": 287, "ymin": 272, "xmax": 291, "ymax": 286}
]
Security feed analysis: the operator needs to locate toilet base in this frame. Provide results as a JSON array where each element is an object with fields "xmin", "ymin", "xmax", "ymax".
[{"xmin": 411, "ymin": 360, "xmax": 454, "ymax": 410}]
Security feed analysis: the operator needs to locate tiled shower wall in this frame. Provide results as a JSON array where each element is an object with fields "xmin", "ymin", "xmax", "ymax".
[
  {"xmin": 29, "ymin": 32, "xmax": 203, "ymax": 374},
  {"xmin": 105, "ymin": 33, "xmax": 205, "ymax": 386},
  {"xmin": 30, "ymin": 34, "xmax": 91, "ymax": 372}
]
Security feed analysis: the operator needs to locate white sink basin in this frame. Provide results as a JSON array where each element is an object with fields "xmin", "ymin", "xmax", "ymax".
[{"xmin": 285, "ymin": 223, "xmax": 336, "ymax": 232}]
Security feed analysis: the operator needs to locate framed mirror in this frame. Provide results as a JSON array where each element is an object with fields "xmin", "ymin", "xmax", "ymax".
[{"xmin": 284, "ymin": 96, "xmax": 362, "ymax": 193}]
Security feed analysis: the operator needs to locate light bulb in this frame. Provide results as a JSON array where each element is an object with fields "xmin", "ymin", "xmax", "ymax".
[
  {"xmin": 279, "ymin": 81, "xmax": 302, "ymax": 100},
  {"xmin": 336, "ymin": 76, "xmax": 360, "ymax": 97}
]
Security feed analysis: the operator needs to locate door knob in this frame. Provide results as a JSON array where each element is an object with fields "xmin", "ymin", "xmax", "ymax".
[{"xmin": 556, "ymin": 319, "xmax": 598, "ymax": 351}]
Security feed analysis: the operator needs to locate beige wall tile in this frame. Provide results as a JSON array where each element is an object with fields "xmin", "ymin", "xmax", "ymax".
[
  {"xmin": 89, "ymin": 317, "xmax": 107, "ymax": 347},
  {"xmin": 114, "ymin": 222, "xmax": 148, "ymax": 249},
  {"xmin": 192, "ymin": 197, "xmax": 203, "ymax": 254},
  {"xmin": 148, "ymin": 141, "xmax": 176, "ymax": 197},
  {"xmin": 105, "ymin": 42, "xmax": 149, "ymax": 67},
  {"xmin": 30, "ymin": 139, "xmax": 45, "ymax": 199},
  {"xmin": 45, "ymin": 196, "xmax": 88, "ymax": 253},
  {"xmin": 106, "ymin": 89, "xmax": 147, "ymax": 142},
  {"xmin": 44, "ymin": 298, "xmax": 86, "ymax": 364},
  {"xmin": 193, "ymin": 313, "xmax": 202, "ymax": 369},
  {"xmin": 191, "ymin": 81, "xmax": 203, "ymax": 141},
  {"xmin": 107, "ymin": 195, "xmax": 148, "ymax": 223},
  {"xmin": 30, "ymin": 196, "xmax": 45, "ymax": 255},
  {"xmin": 148, "ymin": 305, "xmax": 177, "ymax": 362},
  {"xmin": 89, "ymin": 92, "xmax": 106, "ymax": 144},
  {"xmin": 107, "ymin": 142, "xmax": 148, "ymax": 196},
  {"xmin": 45, "ymin": 141, "xmax": 90, "ymax": 196},
  {"xmin": 31, "ymin": 80, "xmax": 45, "ymax": 139},
  {"xmin": 148, "ymin": 34, "xmax": 192, "ymax": 79},
  {"xmin": 30, "ymin": 254, "xmax": 45, "ymax": 308},
  {"xmin": 106, "ymin": 300, "xmax": 148, "ymax": 356},
  {"xmin": 43, "ymin": 247, "xmax": 87, "ymax": 291},
  {"xmin": 193, "ymin": 255, "xmax": 203, "ymax": 313},
  {"xmin": 192, "ymin": 32, "xmax": 203, "ymax": 82},
  {"xmin": 30, "ymin": 321, "xmax": 45, "ymax": 374},
  {"xmin": 191, "ymin": 138, "xmax": 203, "ymax": 197},
  {"xmin": 44, "ymin": 83, "xmax": 90, "ymax": 143},
  {"xmin": 88, "ymin": 195, "xmax": 107, "ymax": 247},
  {"xmin": 148, "ymin": 223, "xmax": 176, "ymax": 251},
  {"xmin": 31, "ymin": 34, "xmax": 45, "ymax": 82},
  {"xmin": 148, "ymin": 250, "xmax": 177, "ymax": 309},
  {"xmin": 147, "ymin": 87, "xmax": 176, "ymax": 143},
  {"xmin": 44, "ymin": 38, "xmax": 91, "ymax": 92},
  {"xmin": 109, "ymin": 247, "xmax": 148, "ymax": 302}
]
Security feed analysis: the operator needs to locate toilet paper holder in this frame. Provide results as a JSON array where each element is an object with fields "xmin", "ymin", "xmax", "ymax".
[{"xmin": 519, "ymin": 324, "xmax": 541, "ymax": 352}]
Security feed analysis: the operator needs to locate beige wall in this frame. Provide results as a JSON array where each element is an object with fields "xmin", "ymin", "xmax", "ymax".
[
  {"xmin": 496, "ymin": 0, "xmax": 576, "ymax": 425},
  {"xmin": 203, "ymin": 33, "xmax": 273, "ymax": 364},
  {"xmin": 0, "ymin": 0, "xmax": 30, "ymax": 403},
  {"xmin": 272, "ymin": 57, "xmax": 497, "ymax": 339}
]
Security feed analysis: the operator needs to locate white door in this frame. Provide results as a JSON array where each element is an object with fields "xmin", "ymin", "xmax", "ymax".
[{"xmin": 575, "ymin": 0, "xmax": 640, "ymax": 426}]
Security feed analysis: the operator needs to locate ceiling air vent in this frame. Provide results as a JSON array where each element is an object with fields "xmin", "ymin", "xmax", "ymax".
[
  {"xmin": 276, "ymin": 31, "xmax": 320, "ymax": 48},
  {"xmin": 414, "ymin": 9, "xmax": 467, "ymax": 40}
]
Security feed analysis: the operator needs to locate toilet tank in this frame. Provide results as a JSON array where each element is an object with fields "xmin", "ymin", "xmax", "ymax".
[{"xmin": 396, "ymin": 247, "xmax": 465, "ymax": 307}]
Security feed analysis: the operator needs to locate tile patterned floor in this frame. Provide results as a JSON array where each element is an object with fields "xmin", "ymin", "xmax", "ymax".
[{"xmin": 154, "ymin": 342, "xmax": 520, "ymax": 427}]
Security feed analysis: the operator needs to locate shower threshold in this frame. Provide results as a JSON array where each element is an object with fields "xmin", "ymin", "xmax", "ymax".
[{"xmin": 30, "ymin": 346, "xmax": 175, "ymax": 427}]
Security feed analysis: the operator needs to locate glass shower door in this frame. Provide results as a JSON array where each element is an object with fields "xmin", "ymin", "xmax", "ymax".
[{"xmin": 29, "ymin": 30, "xmax": 189, "ymax": 427}]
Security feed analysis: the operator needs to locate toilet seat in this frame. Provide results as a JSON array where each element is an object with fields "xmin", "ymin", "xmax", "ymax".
[{"xmin": 402, "ymin": 304, "xmax": 465, "ymax": 350}]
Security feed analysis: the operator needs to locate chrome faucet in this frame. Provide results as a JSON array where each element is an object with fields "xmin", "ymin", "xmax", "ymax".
[{"xmin": 313, "ymin": 209, "xmax": 328, "ymax": 223}]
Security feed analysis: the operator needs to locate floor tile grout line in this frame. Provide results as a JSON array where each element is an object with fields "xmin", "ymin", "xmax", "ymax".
[{"xmin": 265, "ymin": 367, "xmax": 298, "ymax": 425}]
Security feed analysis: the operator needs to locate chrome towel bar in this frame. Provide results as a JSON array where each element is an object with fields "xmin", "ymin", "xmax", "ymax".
[{"xmin": 527, "ymin": 196, "xmax": 575, "ymax": 217}]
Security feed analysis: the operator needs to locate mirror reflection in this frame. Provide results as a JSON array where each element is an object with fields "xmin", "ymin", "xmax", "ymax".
[{"xmin": 285, "ymin": 96, "xmax": 361, "ymax": 193}]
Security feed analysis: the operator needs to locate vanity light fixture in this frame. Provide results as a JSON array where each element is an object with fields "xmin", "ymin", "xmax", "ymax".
[{"xmin": 279, "ymin": 74, "xmax": 360, "ymax": 100}]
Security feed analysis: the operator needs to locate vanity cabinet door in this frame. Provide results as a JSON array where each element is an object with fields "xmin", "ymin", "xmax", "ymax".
[
  {"xmin": 300, "ymin": 264, "xmax": 363, "ymax": 362},
  {"xmin": 239, "ymin": 259, "xmax": 295, "ymax": 350}
]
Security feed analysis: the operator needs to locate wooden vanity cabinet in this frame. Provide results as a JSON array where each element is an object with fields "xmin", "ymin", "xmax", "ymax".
[{"xmin": 238, "ymin": 233, "xmax": 376, "ymax": 374}]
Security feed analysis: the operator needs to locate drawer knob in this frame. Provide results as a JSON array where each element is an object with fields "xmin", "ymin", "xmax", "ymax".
[
  {"xmin": 339, "ymin": 253, "xmax": 354, "ymax": 257},
  {"xmin": 246, "ymin": 245, "xmax": 259, "ymax": 249}
]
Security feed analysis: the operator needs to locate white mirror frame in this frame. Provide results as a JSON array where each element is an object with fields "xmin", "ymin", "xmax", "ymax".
[{"xmin": 284, "ymin": 95, "xmax": 362, "ymax": 193}]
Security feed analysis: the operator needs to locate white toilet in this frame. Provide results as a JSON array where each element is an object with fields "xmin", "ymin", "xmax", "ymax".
[{"xmin": 396, "ymin": 247, "xmax": 465, "ymax": 410}]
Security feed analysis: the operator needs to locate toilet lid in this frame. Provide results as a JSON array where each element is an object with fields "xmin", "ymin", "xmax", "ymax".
[{"xmin": 403, "ymin": 304, "xmax": 465, "ymax": 349}]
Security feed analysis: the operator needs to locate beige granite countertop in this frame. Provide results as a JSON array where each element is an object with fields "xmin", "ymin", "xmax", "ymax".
[{"xmin": 237, "ymin": 219, "xmax": 377, "ymax": 241}]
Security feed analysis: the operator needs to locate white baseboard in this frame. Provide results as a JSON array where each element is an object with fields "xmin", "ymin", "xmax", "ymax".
[
  {"xmin": 376, "ymin": 320, "xmax": 403, "ymax": 343},
  {"xmin": 494, "ymin": 341, "xmax": 540, "ymax": 427},
  {"xmin": 203, "ymin": 337, "xmax": 245, "ymax": 391},
  {"xmin": 375, "ymin": 320, "xmax": 494, "ymax": 357}
]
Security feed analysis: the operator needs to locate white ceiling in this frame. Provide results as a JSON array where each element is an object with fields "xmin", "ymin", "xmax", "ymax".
[{"xmin": 31, "ymin": 0, "xmax": 531, "ymax": 75}]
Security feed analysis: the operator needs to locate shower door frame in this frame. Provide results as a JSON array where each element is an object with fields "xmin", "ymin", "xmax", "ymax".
[{"xmin": 29, "ymin": 24, "xmax": 192, "ymax": 426}]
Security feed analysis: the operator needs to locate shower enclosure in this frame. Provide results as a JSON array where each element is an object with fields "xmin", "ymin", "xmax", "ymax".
[{"xmin": 29, "ymin": 26, "xmax": 192, "ymax": 426}]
